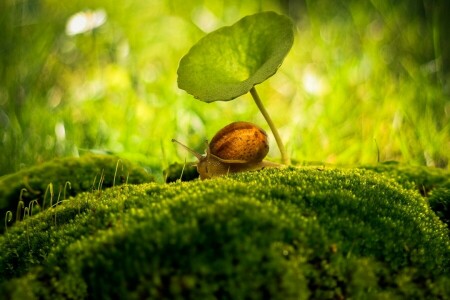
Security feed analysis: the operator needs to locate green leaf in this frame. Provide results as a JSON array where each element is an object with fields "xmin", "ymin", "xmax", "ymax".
[{"xmin": 177, "ymin": 11, "xmax": 294, "ymax": 102}]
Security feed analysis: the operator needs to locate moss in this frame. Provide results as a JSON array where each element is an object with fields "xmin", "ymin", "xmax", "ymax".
[
  {"xmin": 0, "ymin": 167, "xmax": 449, "ymax": 299},
  {"xmin": 163, "ymin": 162, "xmax": 199, "ymax": 183},
  {"xmin": 0, "ymin": 154, "xmax": 154, "ymax": 232},
  {"xmin": 428, "ymin": 187, "xmax": 450, "ymax": 227},
  {"xmin": 359, "ymin": 162, "xmax": 449, "ymax": 195},
  {"xmin": 359, "ymin": 162, "xmax": 450, "ymax": 226}
]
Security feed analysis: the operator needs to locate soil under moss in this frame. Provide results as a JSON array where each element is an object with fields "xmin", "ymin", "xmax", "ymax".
[{"xmin": 0, "ymin": 162, "xmax": 449, "ymax": 299}]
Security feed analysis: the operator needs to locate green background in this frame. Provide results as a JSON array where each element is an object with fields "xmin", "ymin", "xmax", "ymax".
[{"xmin": 1, "ymin": 0, "xmax": 449, "ymax": 178}]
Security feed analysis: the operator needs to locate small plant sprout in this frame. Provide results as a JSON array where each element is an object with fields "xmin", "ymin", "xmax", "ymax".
[
  {"xmin": 113, "ymin": 159, "xmax": 123, "ymax": 187},
  {"xmin": 177, "ymin": 11, "xmax": 294, "ymax": 165},
  {"xmin": 23, "ymin": 206, "xmax": 31, "ymax": 249},
  {"xmin": 28, "ymin": 199, "xmax": 39, "ymax": 217},
  {"xmin": 64, "ymin": 181, "xmax": 72, "ymax": 200},
  {"xmin": 43, "ymin": 183, "xmax": 54, "ymax": 210},
  {"xmin": 16, "ymin": 201, "xmax": 24, "ymax": 222},
  {"xmin": 98, "ymin": 169, "xmax": 105, "ymax": 192},
  {"xmin": 53, "ymin": 186, "xmax": 62, "ymax": 227},
  {"xmin": 4, "ymin": 211, "xmax": 12, "ymax": 234},
  {"xmin": 23, "ymin": 206, "xmax": 30, "ymax": 220},
  {"xmin": 16, "ymin": 188, "xmax": 27, "ymax": 222},
  {"xmin": 178, "ymin": 158, "xmax": 187, "ymax": 182},
  {"xmin": 28, "ymin": 199, "xmax": 39, "ymax": 228},
  {"xmin": 91, "ymin": 174, "xmax": 98, "ymax": 192}
]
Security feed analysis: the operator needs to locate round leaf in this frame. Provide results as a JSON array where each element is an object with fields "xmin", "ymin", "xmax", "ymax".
[{"xmin": 177, "ymin": 11, "xmax": 294, "ymax": 102}]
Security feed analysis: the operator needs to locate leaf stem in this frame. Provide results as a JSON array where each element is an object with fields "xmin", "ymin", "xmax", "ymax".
[{"xmin": 250, "ymin": 87, "xmax": 290, "ymax": 165}]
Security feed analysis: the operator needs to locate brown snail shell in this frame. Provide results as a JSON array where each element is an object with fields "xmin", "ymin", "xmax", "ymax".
[
  {"xmin": 172, "ymin": 121, "xmax": 279, "ymax": 180},
  {"xmin": 209, "ymin": 121, "xmax": 269, "ymax": 163}
]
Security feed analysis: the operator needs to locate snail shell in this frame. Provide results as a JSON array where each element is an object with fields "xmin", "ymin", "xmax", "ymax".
[
  {"xmin": 172, "ymin": 121, "xmax": 279, "ymax": 180},
  {"xmin": 209, "ymin": 121, "xmax": 269, "ymax": 163}
]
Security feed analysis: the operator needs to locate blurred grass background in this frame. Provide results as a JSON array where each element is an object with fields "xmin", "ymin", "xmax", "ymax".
[{"xmin": 1, "ymin": 0, "xmax": 449, "ymax": 179}]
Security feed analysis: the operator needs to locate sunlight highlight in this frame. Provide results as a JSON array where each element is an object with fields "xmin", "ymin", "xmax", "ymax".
[
  {"xmin": 302, "ymin": 70, "xmax": 325, "ymax": 95},
  {"xmin": 55, "ymin": 122, "xmax": 66, "ymax": 142},
  {"xmin": 191, "ymin": 7, "xmax": 219, "ymax": 32},
  {"xmin": 66, "ymin": 9, "xmax": 107, "ymax": 36}
]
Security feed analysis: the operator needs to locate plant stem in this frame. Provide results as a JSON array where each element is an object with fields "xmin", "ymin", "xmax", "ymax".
[{"xmin": 250, "ymin": 87, "xmax": 290, "ymax": 165}]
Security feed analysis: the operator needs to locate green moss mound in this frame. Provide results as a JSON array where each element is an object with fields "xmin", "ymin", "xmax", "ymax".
[
  {"xmin": 360, "ymin": 163, "xmax": 450, "ymax": 227},
  {"xmin": 360, "ymin": 162, "xmax": 450, "ymax": 194},
  {"xmin": 0, "ymin": 154, "xmax": 154, "ymax": 232},
  {"xmin": 0, "ymin": 167, "xmax": 449, "ymax": 299}
]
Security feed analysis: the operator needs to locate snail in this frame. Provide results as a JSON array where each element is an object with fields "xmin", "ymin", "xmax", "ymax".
[{"xmin": 172, "ymin": 121, "xmax": 280, "ymax": 180}]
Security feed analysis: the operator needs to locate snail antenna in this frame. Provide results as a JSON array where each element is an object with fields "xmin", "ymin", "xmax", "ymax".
[{"xmin": 171, "ymin": 139, "xmax": 203, "ymax": 160}]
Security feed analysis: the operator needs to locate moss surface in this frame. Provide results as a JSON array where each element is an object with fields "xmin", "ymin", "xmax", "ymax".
[
  {"xmin": 359, "ymin": 162, "xmax": 450, "ymax": 194},
  {"xmin": 359, "ymin": 162, "xmax": 450, "ymax": 227},
  {"xmin": 0, "ymin": 166, "xmax": 449, "ymax": 299},
  {"xmin": 0, "ymin": 155, "xmax": 154, "ymax": 232},
  {"xmin": 164, "ymin": 162, "xmax": 199, "ymax": 183}
]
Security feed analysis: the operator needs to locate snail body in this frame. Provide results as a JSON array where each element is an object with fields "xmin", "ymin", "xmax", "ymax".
[{"xmin": 172, "ymin": 121, "xmax": 280, "ymax": 180}]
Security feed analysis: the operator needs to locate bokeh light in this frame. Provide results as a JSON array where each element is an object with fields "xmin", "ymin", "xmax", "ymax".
[{"xmin": 0, "ymin": 0, "xmax": 449, "ymax": 178}]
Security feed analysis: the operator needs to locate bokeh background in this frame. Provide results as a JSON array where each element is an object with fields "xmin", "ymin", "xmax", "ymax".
[{"xmin": 1, "ymin": 0, "xmax": 449, "ymax": 179}]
